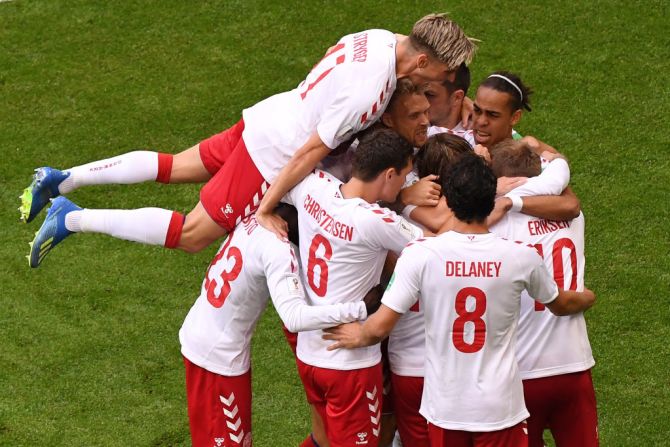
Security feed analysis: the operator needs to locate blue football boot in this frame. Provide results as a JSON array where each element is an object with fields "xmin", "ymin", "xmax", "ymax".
[
  {"xmin": 19, "ymin": 167, "xmax": 70, "ymax": 223},
  {"xmin": 28, "ymin": 196, "xmax": 81, "ymax": 268}
]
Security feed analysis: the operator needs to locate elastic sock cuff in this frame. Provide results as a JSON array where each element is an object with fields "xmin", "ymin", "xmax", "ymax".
[
  {"xmin": 156, "ymin": 153, "xmax": 174, "ymax": 183},
  {"xmin": 164, "ymin": 211, "xmax": 185, "ymax": 248}
]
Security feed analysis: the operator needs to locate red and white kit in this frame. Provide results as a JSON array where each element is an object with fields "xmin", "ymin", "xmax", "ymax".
[
  {"xmin": 284, "ymin": 170, "xmax": 422, "ymax": 447},
  {"xmin": 382, "ymin": 231, "xmax": 559, "ymax": 445},
  {"xmin": 200, "ymin": 29, "xmax": 397, "ymax": 231},
  {"xmin": 179, "ymin": 215, "xmax": 366, "ymax": 447},
  {"xmin": 491, "ymin": 160, "xmax": 598, "ymax": 446}
]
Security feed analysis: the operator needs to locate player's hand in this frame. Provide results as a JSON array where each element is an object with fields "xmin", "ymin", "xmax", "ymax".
[
  {"xmin": 540, "ymin": 150, "xmax": 567, "ymax": 163},
  {"xmin": 323, "ymin": 322, "xmax": 365, "ymax": 350},
  {"xmin": 496, "ymin": 176, "xmax": 527, "ymax": 197},
  {"xmin": 473, "ymin": 144, "xmax": 491, "ymax": 163},
  {"xmin": 400, "ymin": 175, "xmax": 441, "ymax": 207},
  {"xmin": 256, "ymin": 210, "xmax": 289, "ymax": 240},
  {"xmin": 460, "ymin": 96, "xmax": 474, "ymax": 129},
  {"xmin": 487, "ymin": 197, "xmax": 512, "ymax": 226}
]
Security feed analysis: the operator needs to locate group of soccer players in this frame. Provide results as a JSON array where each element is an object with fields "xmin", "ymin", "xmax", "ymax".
[{"xmin": 21, "ymin": 13, "xmax": 599, "ymax": 447}]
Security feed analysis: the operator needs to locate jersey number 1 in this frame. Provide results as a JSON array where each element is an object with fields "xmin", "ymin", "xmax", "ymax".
[{"xmin": 299, "ymin": 43, "xmax": 345, "ymax": 100}]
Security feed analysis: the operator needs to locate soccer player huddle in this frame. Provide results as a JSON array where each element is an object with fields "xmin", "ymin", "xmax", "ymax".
[{"xmin": 21, "ymin": 13, "xmax": 598, "ymax": 447}]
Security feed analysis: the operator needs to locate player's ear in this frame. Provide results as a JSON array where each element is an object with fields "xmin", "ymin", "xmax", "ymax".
[
  {"xmin": 417, "ymin": 54, "xmax": 429, "ymax": 69},
  {"xmin": 453, "ymin": 89, "xmax": 465, "ymax": 102},
  {"xmin": 381, "ymin": 113, "xmax": 393, "ymax": 128},
  {"xmin": 511, "ymin": 109, "xmax": 522, "ymax": 126}
]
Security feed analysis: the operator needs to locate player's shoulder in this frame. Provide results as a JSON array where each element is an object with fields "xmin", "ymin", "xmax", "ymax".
[{"xmin": 496, "ymin": 235, "xmax": 544, "ymax": 264}]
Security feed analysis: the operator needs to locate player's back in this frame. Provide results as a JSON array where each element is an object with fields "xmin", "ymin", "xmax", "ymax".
[
  {"xmin": 492, "ymin": 211, "xmax": 593, "ymax": 379},
  {"xmin": 285, "ymin": 170, "xmax": 421, "ymax": 369},
  {"xmin": 408, "ymin": 231, "xmax": 556, "ymax": 431},
  {"xmin": 179, "ymin": 215, "xmax": 297, "ymax": 376},
  {"xmin": 242, "ymin": 30, "xmax": 397, "ymax": 183}
]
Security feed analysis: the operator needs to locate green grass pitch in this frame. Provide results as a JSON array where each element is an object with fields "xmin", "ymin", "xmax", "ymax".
[{"xmin": 1, "ymin": 0, "xmax": 668, "ymax": 445}]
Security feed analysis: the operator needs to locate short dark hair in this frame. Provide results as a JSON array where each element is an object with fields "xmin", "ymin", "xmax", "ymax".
[
  {"xmin": 415, "ymin": 133, "xmax": 471, "ymax": 179},
  {"xmin": 442, "ymin": 152, "xmax": 496, "ymax": 223},
  {"xmin": 489, "ymin": 139, "xmax": 541, "ymax": 178},
  {"xmin": 352, "ymin": 127, "xmax": 413, "ymax": 182},
  {"xmin": 479, "ymin": 71, "xmax": 533, "ymax": 112},
  {"xmin": 442, "ymin": 62, "xmax": 471, "ymax": 95}
]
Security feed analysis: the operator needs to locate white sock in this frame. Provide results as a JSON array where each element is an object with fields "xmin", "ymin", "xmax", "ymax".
[
  {"xmin": 65, "ymin": 208, "xmax": 173, "ymax": 246},
  {"xmin": 59, "ymin": 151, "xmax": 159, "ymax": 194}
]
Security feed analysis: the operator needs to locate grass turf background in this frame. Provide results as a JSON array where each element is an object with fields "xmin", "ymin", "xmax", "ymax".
[{"xmin": 1, "ymin": 0, "xmax": 668, "ymax": 445}]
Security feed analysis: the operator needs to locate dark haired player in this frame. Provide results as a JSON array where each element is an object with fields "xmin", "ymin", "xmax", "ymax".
[
  {"xmin": 284, "ymin": 128, "xmax": 424, "ymax": 447},
  {"xmin": 324, "ymin": 153, "xmax": 596, "ymax": 447}
]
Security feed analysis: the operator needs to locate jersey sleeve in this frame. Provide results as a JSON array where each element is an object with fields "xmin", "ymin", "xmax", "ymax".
[
  {"xmin": 263, "ymin": 236, "xmax": 367, "ymax": 332},
  {"xmin": 522, "ymin": 247, "xmax": 560, "ymax": 304},
  {"xmin": 358, "ymin": 206, "xmax": 423, "ymax": 253},
  {"xmin": 507, "ymin": 158, "xmax": 570, "ymax": 198},
  {"xmin": 381, "ymin": 245, "xmax": 423, "ymax": 314},
  {"xmin": 316, "ymin": 72, "xmax": 380, "ymax": 149}
]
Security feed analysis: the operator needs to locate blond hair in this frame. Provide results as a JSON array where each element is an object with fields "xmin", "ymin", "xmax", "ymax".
[
  {"xmin": 386, "ymin": 78, "xmax": 424, "ymax": 112},
  {"xmin": 410, "ymin": 13, "xmax": 477, "ymax": 70}
]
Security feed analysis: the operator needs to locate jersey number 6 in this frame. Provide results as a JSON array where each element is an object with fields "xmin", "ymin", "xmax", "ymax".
[{"xmin": 306, "ymin": 234, "xmax": 333, "ymax": 297}]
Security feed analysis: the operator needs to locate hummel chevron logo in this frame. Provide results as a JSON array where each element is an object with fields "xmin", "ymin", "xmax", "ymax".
[
  {"xmin": 229, "ymin": 429, "xmax": 245, "ymax": 444},
  {"xmin": 365, "ymin": 386, "xmax": 377, "ymax": 400},
  {"xmin": 223, "ymin": 405, "xmax": 239, "ymax": 419},
  {"xmin": 368, "ymin": 400, "xmax": 379, "ymax": 413},
  {"xmin": 219, "ymin": 392, "xmax": 235, "ymax": 407},
  {"xmin": 370, "ymin": 411, "xmax": 380, "ymax": 425},
  {"xmin": 226, "ymin": 417, "xmax": 241, "ymax": 431}
]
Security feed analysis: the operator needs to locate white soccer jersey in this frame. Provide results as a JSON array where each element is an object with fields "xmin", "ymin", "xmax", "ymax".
[
  {"xmin": 179, "ymin": 215, "xmax": 366, "ymax": 377},
  {"xmin": 382, "ymin": 232, "xmax": 559, "ymax": 431},
  {"xmin": 389, "ymin": 168, "xmax": 427, "ymax": 376},
  {"xmin": 284, "ymin": 170, "xmax": 423, "ymax": 370},
  {"xmin": 242, "ymin": 29, "xmax": 397, "ymax": 183},
  {"xmin": 491, "ymin": 162, "xmax": 594, "ymax": 380}
]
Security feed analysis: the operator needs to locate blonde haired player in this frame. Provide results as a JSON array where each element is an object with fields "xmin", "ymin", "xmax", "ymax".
[{"xmin": 24, "ymin": 14, "xmax": 475, "ymax": 268}]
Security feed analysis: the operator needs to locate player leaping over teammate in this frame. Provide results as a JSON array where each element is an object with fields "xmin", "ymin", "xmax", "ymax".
[{"xmin": 21, "ymin": 14, "xmax": 476, "ymax": 268}]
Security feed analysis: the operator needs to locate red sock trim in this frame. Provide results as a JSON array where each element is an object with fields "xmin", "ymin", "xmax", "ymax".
[
  {"xmin": 164, "ymin": 211, "xmax": 185, "ymax": 248},
  {"xmin": 156, "ymin": 153, "xmax": 174, "ymax": 183}
]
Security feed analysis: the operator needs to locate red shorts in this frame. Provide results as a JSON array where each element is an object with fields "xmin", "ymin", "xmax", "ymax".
[
  {"xmin": 391, "ymin": 373, "xmax": 428, "ymax": 446},
  {"xmin": 428, "ymin": 421, "xmax": 528, "ymax": 447},
  {"xmin": 199, "ymin": 119, "xmax": 270, "ymax": 232},
  {"xmin": 523, "ymin": 369, "xmax": 598, "ymax": 447},
  {"xmin": 282, "ymin": 324, "xmax": 298, "ymax": 356},
  {"xmin": 380, "ymin": 339, "xmax": 394, "ymax": 415},
  {"xmin": 297, "ymin": 359, "xmax": 383, "ymax": 447},
  {"xmin": 183, "ymin": 356, "xmax": 253, "ymax": 447}
]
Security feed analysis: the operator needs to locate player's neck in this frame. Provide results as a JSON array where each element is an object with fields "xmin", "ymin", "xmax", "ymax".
[
  {"xmin": 395, "ymin": 35, "xmax": 415, "ymax": 78},
  {"xmin": 446, "ymin": 218, "xmax": 489, "ymax": 235},
  {"xmin": 433, "ymin": 109, "xmax": 461, "ymax": 130},
  {"xmin": 341, "ymin": 178, "xmax": 380, "ymax": 203}
]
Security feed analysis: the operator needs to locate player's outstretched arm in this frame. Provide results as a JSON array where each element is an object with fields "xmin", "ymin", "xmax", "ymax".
[
  {"xmin": 545, "ymin": 287, "xmax": 596, "ymax": 316},
  {"xmin": 323, "ymin": 305, "xmax": 402, "ymax": 350},
  {"xmin": 256, "ymin": 133, "xmax": 331, "ymax": 238},
  {"xmin": 516, "ymin": 186, "xmax": 581, "ymax": 221}
]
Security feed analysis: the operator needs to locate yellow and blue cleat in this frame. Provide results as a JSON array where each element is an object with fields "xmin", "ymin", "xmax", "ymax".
[
  {"xmin": 19, "ymin": 167, "xmax": 70, "ymax": 223},
  {"xmin": 28, "ymin": 196, "xmax": 80, "ymax": 268}
]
